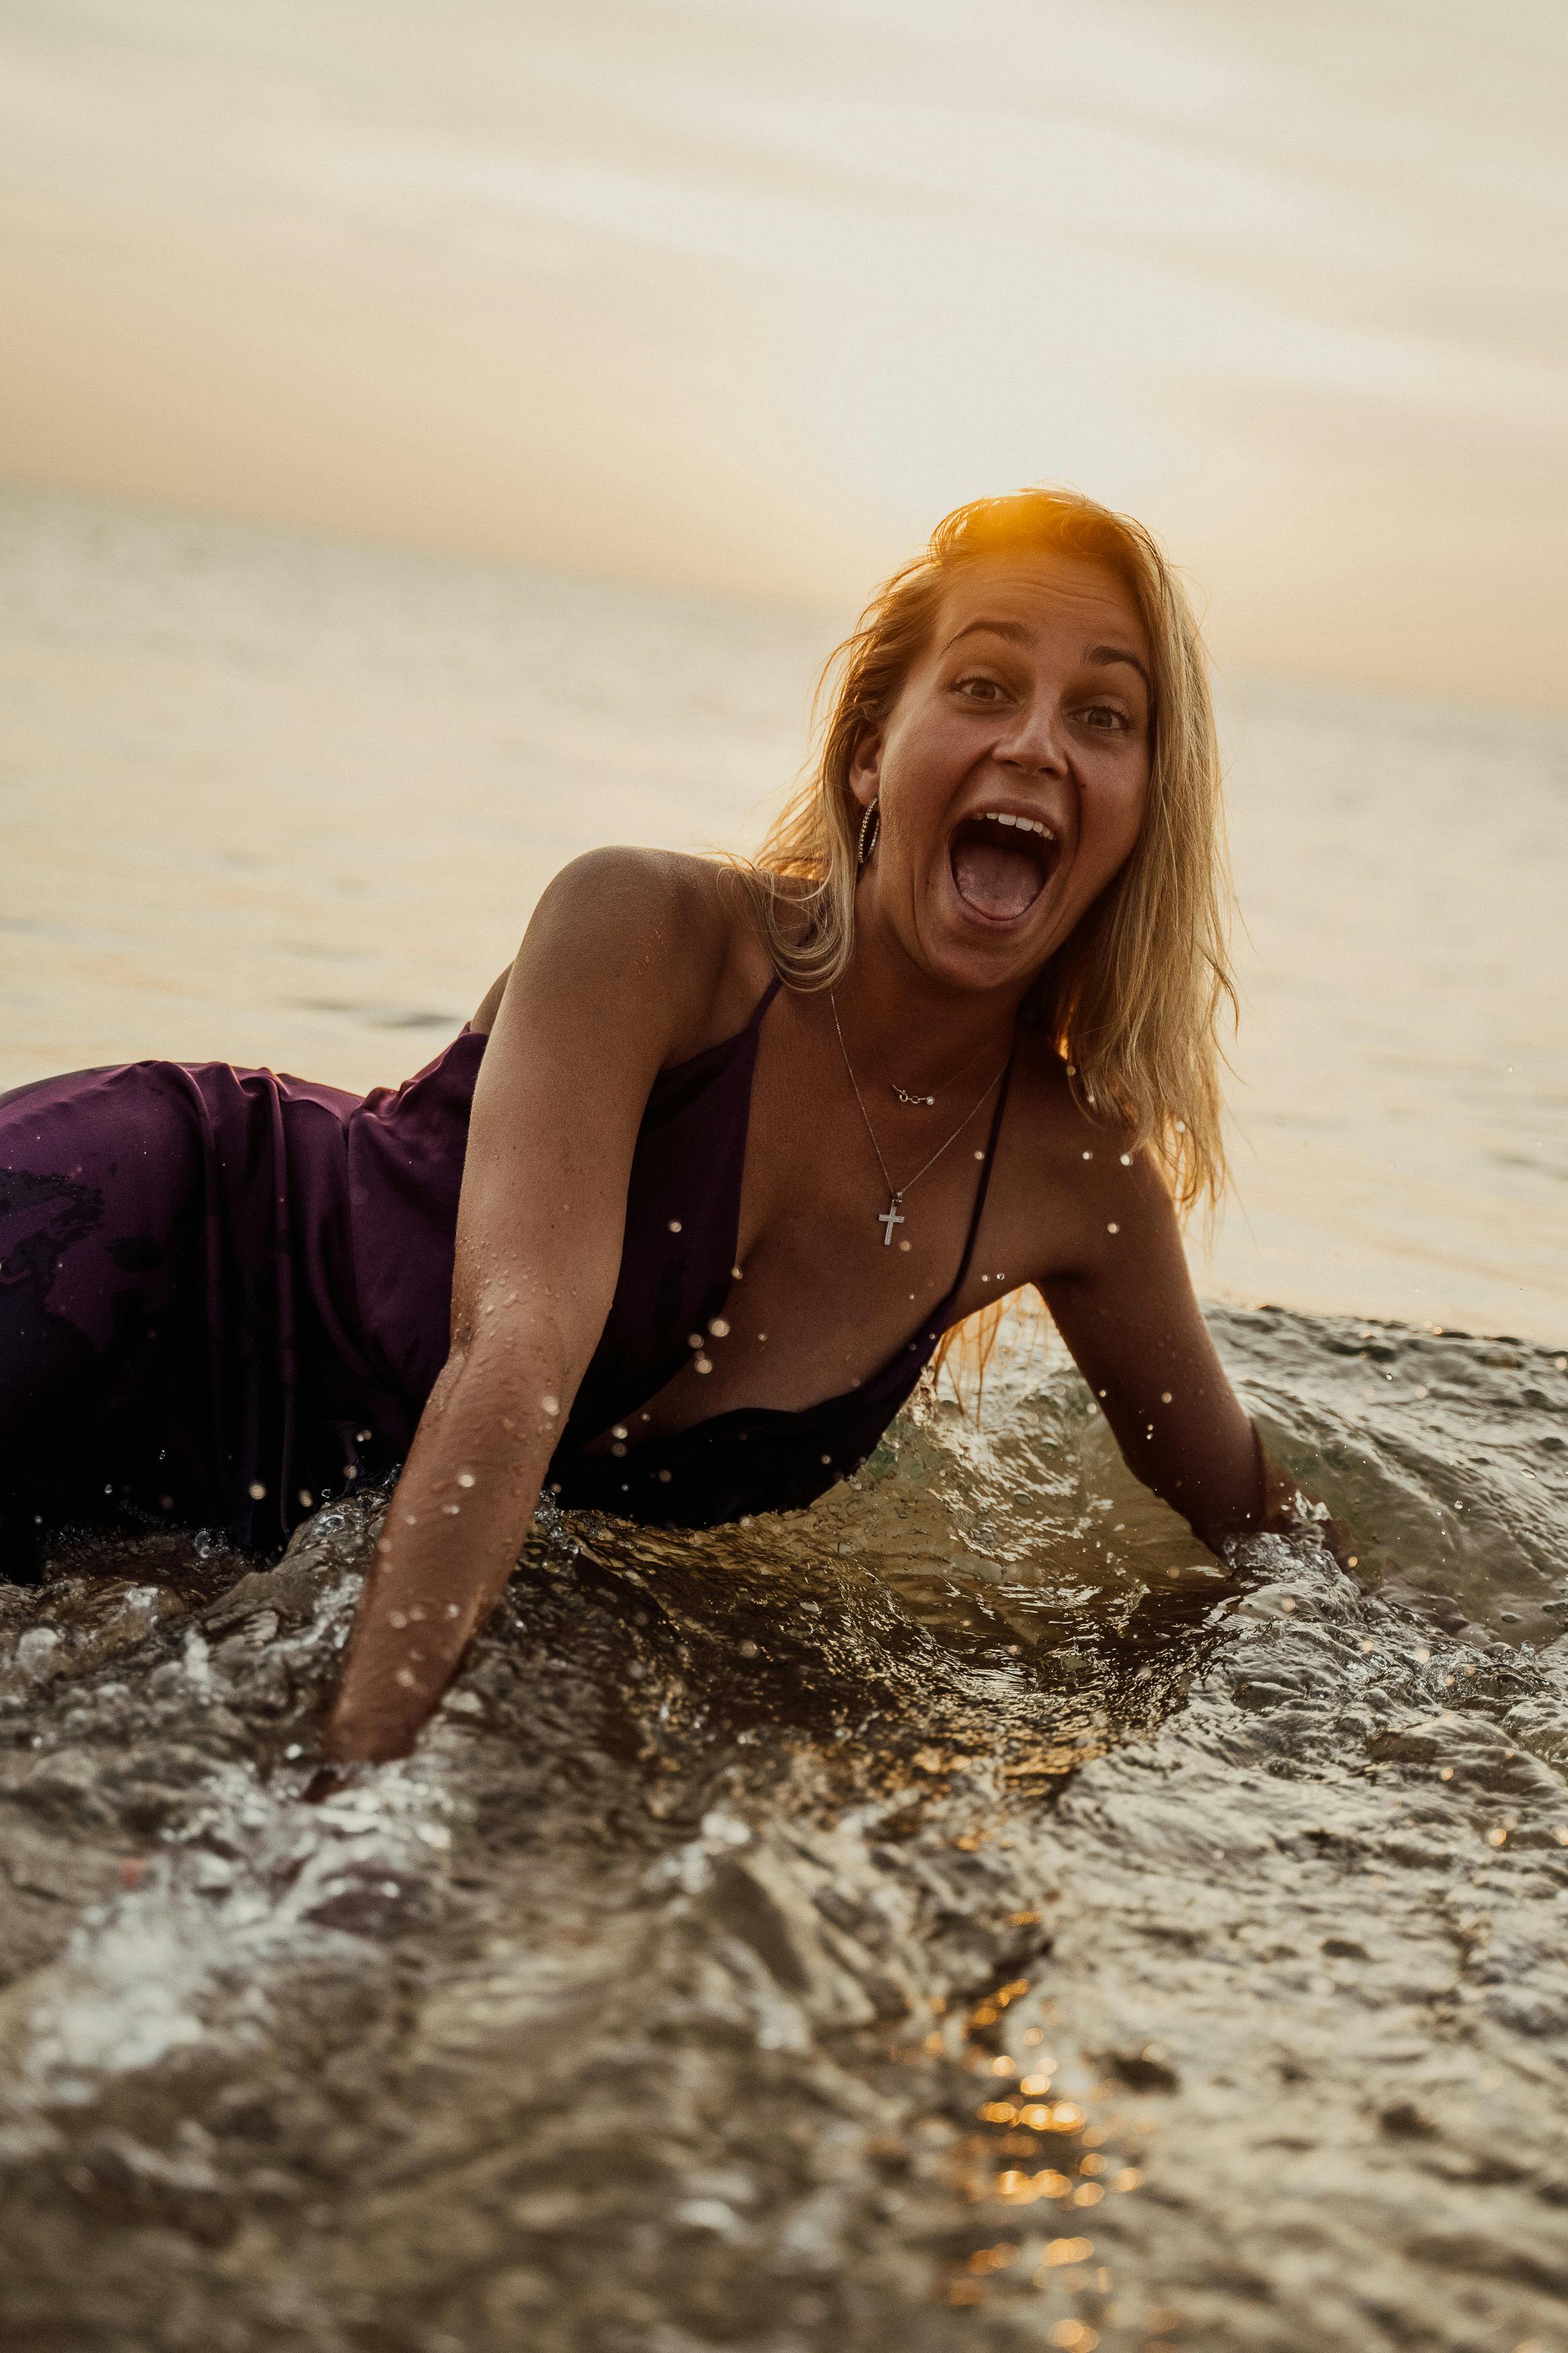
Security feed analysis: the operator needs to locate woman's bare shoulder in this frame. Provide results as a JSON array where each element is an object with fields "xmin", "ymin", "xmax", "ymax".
[
  {"xmin": 471, "ymin": 848, "xmax": 772, "ymax": 1050},
  {"xmin": 999, "ymin": 1025, "xmax": 1166, "ymax": 1271}
]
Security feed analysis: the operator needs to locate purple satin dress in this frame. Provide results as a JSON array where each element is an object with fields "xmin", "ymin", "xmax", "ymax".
[{"xmin": 1, "ymin": 980, "xmax": 1011, "ymax": 1571}]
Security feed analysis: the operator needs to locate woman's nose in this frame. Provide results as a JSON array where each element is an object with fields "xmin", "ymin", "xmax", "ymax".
[{"xmin": 995, "ymin": 696, "xmax": 1067, "ymax": 773}]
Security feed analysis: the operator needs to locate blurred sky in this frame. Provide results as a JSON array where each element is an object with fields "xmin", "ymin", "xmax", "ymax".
[{"xmin": 1, "ymin": 0, "xmax": 1565, "ymax": 704}]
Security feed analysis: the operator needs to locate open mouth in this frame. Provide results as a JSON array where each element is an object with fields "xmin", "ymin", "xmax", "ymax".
[{"xmin": 948, "ymin": 809, "xmax": 1058, "ymax": 923}]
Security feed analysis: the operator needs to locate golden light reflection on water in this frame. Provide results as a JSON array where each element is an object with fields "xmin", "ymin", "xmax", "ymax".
[{"xmin": 923, "ymin": 1954, "xmax": 1157, "ymax": 2327}]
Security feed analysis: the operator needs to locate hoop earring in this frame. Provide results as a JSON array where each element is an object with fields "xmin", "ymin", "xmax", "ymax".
[{"xmin": 857, "ymin": 799, "xmax": 880, "ymax": 868}]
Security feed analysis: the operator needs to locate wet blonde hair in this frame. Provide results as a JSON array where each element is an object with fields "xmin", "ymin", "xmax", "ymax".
[{"xmin": 743, "ymin": 485, "xmax": 1235, "ymax": 1222}]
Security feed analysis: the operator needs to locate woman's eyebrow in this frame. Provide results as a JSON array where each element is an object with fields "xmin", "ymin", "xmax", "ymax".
[
  {"xmin": 941, "ymin": 617, "xmax": 1030, "ymax": 652},
  {"xmin": 1085, "ymin": 643, "xmax": 1153, "ymax": 694}
]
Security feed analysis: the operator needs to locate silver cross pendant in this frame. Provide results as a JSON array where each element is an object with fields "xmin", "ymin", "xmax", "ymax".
[{"xmin": 877, "ymin": 1197, "xmax": 906, "ymax": 1246}]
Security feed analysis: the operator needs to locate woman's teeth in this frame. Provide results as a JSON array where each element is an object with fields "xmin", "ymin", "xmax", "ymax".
[
  {"xmin": 948, "ymin": 809, "xmax": 1057, "ymax": 920},
  {"xmin": 979, "ymin": 809, "xmax": 1053, "ymax": 837}
]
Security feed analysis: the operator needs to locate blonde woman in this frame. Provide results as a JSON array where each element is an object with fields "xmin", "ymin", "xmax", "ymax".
[{"xmin": 0, "ymin": 489, "xmax": 1321, "ymax": 1766}]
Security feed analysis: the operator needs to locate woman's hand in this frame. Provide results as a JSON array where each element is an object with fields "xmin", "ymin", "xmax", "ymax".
[{"xmin": 1255, "ymin": 1449, "xmax": 1356, "ymax": 1575}]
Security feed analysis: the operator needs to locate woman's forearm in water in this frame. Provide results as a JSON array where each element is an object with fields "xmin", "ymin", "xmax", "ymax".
[
  {"xmin": 1186, "ymin": 1430, "xmax": 1350, "ymax": 1566},
  {"xmin": 321, "ymin": 1338, "xmax": 572, "ymax": 1763}
]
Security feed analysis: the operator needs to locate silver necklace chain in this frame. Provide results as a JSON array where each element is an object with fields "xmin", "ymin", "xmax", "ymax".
[
  {"xmin": 874, "ymin": 1033, "xmax": 991, "ymax": 1109},
  {"xmin": 829, "ymin": 990, "xmax": 1007, "ymax": 1246}
]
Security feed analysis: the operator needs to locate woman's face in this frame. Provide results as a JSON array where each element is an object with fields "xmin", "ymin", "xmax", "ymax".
[{"xmin": 850, "ymin": 550, "xmax": 1153, "ymax": 998}]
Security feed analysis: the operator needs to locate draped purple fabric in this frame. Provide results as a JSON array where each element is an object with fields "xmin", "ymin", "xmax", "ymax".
[{"xmin": 1, "ymin": 984, "xmax": 1009, "ymax": 1570}]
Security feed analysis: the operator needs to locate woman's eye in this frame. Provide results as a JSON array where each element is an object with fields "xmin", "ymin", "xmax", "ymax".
[
  {"xmin": 1079, "ymin": 704, "xmax": 1130, "ymax": 731},
  {"xmin": 954, "ymin": 675, "xmax": 1006, "ymax": 702}
]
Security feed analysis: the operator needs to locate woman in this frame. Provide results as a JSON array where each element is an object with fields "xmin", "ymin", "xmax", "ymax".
[{"xmin": 1, "ymin": 487, "xmax": 1310, "ymax": 1767}]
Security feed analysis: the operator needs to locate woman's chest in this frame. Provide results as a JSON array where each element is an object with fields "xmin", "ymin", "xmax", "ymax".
[{"xmin": 602, "ymin": 1029, "xmax": 1055, "ymax": 1440}]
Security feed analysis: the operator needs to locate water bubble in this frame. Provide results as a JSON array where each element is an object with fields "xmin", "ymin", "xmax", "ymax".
[
  {"xmin": 708, "ymin": 1316, "xmax": 730, "ymax": 1338},
  {"xmin": 695, "ymin": 1356, "xmax": 713, "ymax": 1375},
  {"xmin": 540, "ymin": 1394, "xmax": 559, "ymax": 1417},
  {"xmin": 668, "ymin": 1219, "xmax": 682, "ymax": 1234},
  {"xmin": 1106, "ymin": 1223, "xmax": 1119, "ymax": 1235},
  {"xmin": 247, "ymin": 1480, "xmax": 266, "ymax": 1501},
  {"xmin": 456, "ymin": 1470, "xmax": 476, "ymax": 1488}
]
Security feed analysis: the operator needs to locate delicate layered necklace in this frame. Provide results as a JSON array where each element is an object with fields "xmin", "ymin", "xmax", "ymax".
[
  {"xmin": 874, "ymin": 1031, "xmax": 993, "ymax": 1108},
  {"xmin": 829, "ymin": 990, "xmax": 1009, "ymax": 1246}
]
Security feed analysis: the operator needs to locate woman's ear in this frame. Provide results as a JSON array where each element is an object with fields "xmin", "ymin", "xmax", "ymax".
[{"xmin": 848, "ymin": 730, "xmax": 882, "ymax": 811}]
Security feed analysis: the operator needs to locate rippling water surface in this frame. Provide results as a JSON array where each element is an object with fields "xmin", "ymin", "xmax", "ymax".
[
  {"xmin": 1, "ymin": 488, "xmax": 1566, "ymax": 2350},
  {"xmin": 3, "ymin": 1314, "xmax": 1567, "ymax": 2351}
]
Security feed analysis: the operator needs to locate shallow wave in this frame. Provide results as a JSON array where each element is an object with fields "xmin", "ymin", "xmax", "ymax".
[{"xmin": 1, "ymin": 1307, "xmax": 1565, "ymax": 2351}]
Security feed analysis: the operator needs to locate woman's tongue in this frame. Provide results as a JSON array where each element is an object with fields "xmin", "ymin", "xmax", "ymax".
[{"xmin": 950, "ymin": 831, "xmax": 1043, "ymax": 920}]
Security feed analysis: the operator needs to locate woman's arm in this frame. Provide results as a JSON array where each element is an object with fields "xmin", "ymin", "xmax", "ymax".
[
  {"xmin": 1038, "ymin": 1150, "xmax": 1327, "ymax": 1556},
  {"xmin": 319, "ymin": 850, "xmax": 730, "ymax": 1767}
]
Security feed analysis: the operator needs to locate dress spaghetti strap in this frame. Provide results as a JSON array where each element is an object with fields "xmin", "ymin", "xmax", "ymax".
[
  {"xmin": 745, "ymin": 973, "xmax": 784, "ymax": 1030},
  {"xmin": 939, "ymin": 1056, "xmax": 1016, "ymax": 1308}
]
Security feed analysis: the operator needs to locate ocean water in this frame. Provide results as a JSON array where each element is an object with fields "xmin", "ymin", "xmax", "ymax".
[{"xmin": 1, "ymin": 485, "xmax": 1566, "ymax": 2353}]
